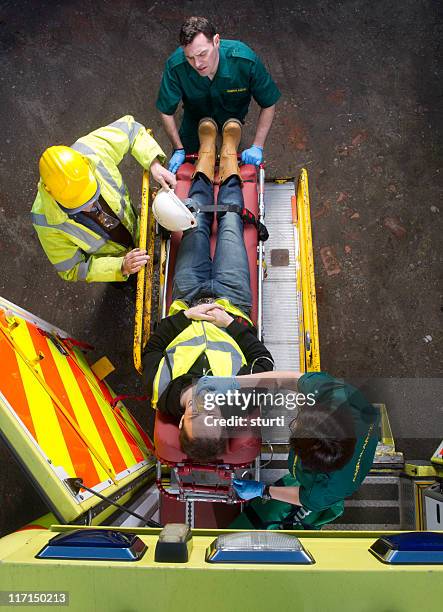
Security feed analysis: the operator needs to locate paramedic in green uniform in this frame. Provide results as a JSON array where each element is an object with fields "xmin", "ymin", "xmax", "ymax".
[
  {"xmin": 232, "ymin": 372, "xmax": 380, "ymax": 529},
  {"xmin": 156, "ymin": 16, "xmax": 281, "ymax": 172}
]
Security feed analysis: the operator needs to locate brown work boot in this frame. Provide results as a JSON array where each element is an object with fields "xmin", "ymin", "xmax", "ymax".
[
  {"xmin": 192, "ymin": 117, "xmax": 218, "ymax": 182},
  {"xmin": 219, "ymin": 118, "xmax": 242, "ymax": 183}
]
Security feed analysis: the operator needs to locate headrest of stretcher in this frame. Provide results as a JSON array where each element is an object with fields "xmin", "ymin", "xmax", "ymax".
[
  {"xmin": 177, "ymin": 163, "xmax": 258, "ymax": 183},
  {"xmin": 154, "ymin": 410, "xmax": 261, "ymax": 465}
]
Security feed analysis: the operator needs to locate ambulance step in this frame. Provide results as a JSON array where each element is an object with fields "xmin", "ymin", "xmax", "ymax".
[
  {"xmin": 324, "ymin": 475, "xmax": 402, "ymax": 531},
  {"xmin": 263, "ymin": 182, "xmax": 301, "ymax": 371},
  {"xmin": 256, "ymin": 449, "xmax": 289, "ymax": 484}
]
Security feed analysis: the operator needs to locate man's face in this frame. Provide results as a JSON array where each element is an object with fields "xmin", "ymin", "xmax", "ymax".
[
  {"xmin": 179, "ymin": 385, "xmax": 222, "ymax": 440},
  {"xmin": 183, "ymin": 32, "xmax": 220, "ymax": 78},
  {"xmin": 179, "ymin": 386, "xmax": 195, "ymax": 435}
]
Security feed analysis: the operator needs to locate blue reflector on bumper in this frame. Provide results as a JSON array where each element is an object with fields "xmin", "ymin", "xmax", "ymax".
[
  {"xmin": 369, "ymin": 532, "xmax": 443, "ymax": 564},
  {"xmin": 36, "ymin": 529, "xmax": 147, "ymax": 561}
]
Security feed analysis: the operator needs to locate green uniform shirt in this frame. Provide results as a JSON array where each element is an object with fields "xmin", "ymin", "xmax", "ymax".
[
  {"xmin": 156, "ymin": 39, "xmax": 281, "ymax": 152},
  {"xmin": 289, "ymin": 372, "xmax": 380, "ymax": 514}
]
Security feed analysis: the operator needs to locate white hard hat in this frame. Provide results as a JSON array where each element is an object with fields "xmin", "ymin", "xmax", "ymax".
[{"xmin": 152, "ymin": 189, "xmax": 197, "ymax": 232}]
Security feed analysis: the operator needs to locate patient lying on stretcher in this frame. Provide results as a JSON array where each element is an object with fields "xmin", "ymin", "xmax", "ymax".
[{"xmin": 142, "ymin": 117, "xmax": 274, "ymax": 462}]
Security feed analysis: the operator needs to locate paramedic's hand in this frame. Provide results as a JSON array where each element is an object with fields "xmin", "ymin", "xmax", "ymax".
[
  {"xmin": 122, "ymin": 248, "xmax": 149, "ymax": 276},
  {"xmin": 184, "ymin": 304, "xmax": 217, "ymax": 322},
  {"xmin": 241, "ymin": 145, "xmax": 263, "ymax": 166},
  {"xmin": 168, "ymin": 148, "xmax": 186, "ymax": 174},
  {"xmin": 208, "ymin": 307, "xmax": 234, "ymax": 328},
  {"xmin": 233, "ymin": 479, "xmax": 265, "ymax": 500},
  {"xmin": 150, "ymin": 159, "xmax": 177, "ymax": 190}
]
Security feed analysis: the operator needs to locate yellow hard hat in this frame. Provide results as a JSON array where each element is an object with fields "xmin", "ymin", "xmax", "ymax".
[{"xmin": 39, "ymin": 146, "xmax": 99, "ymax": 212}]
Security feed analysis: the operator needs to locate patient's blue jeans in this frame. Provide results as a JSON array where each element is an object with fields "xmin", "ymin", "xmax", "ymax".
[{"xmin": 172, "ymin": 175, "xmax": 252, "ymax": 315}]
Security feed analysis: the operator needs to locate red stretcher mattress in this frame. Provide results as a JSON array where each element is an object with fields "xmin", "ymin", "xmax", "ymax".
[{"xmin": 155, "ymin": 162, "xmax": 261, "ymax": 465}]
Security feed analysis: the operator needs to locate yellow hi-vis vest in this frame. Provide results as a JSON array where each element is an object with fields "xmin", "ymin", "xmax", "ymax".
[{"xmin": 151, "ymin": 300, "xmax": 252, "ymax": 408}]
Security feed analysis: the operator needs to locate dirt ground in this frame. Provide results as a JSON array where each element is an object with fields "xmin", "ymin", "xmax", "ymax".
[{"xmin": 0, "ymin": 0, "xmax": 441, "ymax": 535}]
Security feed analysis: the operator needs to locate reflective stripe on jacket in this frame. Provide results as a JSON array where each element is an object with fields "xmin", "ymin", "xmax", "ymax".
[
  {"xmin": 31, "ymin": 115, "xmax": 166, "ymax": 282},
  {"xmin": 151, "ymin": 300, "xmax": 248, "ymax": 408}
]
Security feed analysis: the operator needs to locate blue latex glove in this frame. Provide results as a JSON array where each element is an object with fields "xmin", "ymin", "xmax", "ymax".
[
  {"xmin": 233, "ymin": 478, "xmax": 265, "ymax": 500},
  {"xmin": 168, "ymin": 149, "xmax": 186, "ymax": 173},
  {"xmin": 195, "ymin": 376, "xmax": 241, "ymax": 412},
  {"xmin": 195, "ymin": 375, "xmax": 240, "ymax": 397},
  {"xmin": 241, "ymin": 145, "xmax": 263, "ymax": 166}
]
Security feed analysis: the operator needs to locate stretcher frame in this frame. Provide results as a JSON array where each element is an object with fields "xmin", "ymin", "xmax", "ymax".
[
  {"xmin": 132, "ymin": 162, "xmax": 321, "ymax": 513},
  {"xmin": 133, "ymin": 159, "xmax": 266, "ymax": 507},
  {"xmin": 159, "ymin": 158, "xmax": 265, "ymax": 505}
]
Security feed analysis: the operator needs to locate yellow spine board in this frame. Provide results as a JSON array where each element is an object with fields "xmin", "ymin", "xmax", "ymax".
[
  {"xmin": 133, "ymin": 171, "xmax": 152, "ymax": 374},
  {"xmin": 297, "ymin": 169, "xmax": 321, "ymax": 372},
  {"xmin": 293, "ymin": 192, "xmax": 306, "ymax": 371}
]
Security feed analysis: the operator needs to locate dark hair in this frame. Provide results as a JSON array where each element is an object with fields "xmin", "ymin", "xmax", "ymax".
[
  {"xmin": 179, "ymin": 426, "xmax": 226, "ymax": 463},
  {"xmin": 179, "ymin": 16, "xmax": 217, "ymax": 46},
  {"xmin": 289, "ymin": 404, "xmax": 356, "ymax": 473}
]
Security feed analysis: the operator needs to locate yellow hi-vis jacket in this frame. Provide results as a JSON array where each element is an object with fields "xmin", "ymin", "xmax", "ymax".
[
  {"xmin": 31, "ymin": 115, "xmax": 166, "ymax": 282},
  {"xmin": 151, "ymin": 300, "xmax": 251, "ymax": 408}
]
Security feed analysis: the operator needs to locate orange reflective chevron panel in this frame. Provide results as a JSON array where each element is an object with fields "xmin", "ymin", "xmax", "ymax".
[{"xmin": 0, "ymin": 310, "xmax": 150, "ymax": 490}]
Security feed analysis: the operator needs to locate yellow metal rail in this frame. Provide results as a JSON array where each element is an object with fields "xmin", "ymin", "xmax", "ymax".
[
  {"xmin": 297, "ymin": 169, "xmax": 321, "ymax": 371},
  {"xmin": 133, "ymin": 171, "xmax": 155, "ymax": 374}
]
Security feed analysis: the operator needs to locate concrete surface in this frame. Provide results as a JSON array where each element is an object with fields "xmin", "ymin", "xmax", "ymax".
[{"xmin": 0, "ymin": 0, "xmax": 441, "ymax": 535}]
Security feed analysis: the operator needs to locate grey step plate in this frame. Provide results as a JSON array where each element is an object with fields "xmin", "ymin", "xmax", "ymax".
[{"xmin": 263, "ymin": 182, "xmax": 301, "ymax": 371}]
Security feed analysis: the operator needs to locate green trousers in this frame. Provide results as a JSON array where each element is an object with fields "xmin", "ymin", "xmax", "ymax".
[{"xmin": 229, "ymin": 473, "xmax": 344, "ymax": 530}]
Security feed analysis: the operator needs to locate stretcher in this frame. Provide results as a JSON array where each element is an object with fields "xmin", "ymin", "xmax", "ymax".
[
  {"xmin": 133, "ymin": 158, "xmax": 321, "ymax": 525},
  {"xmin": 150, "ymin": 161, "xmax": 264, "ymax": 510}
]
